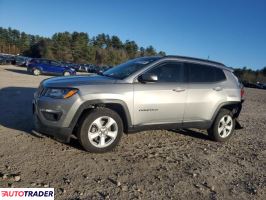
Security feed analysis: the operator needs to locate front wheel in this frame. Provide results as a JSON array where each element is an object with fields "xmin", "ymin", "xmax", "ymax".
[
  {"xmin": 77, "ymin": 108, "xmax": 123, "ymax": 153},
  {"xmin": 208, "ymin": 108, "xmax": 235, "ymax": 142}
]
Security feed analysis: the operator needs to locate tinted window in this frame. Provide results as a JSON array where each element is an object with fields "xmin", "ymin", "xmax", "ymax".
[
  {"xmin": 50, "ymin": 61, "xmax": 61, "ymax": 66},
  {"xmin": 187, "ymin": 63, "xmax": 226, "ymax": 83},
  {"xmin": 146, "ymin": 62, "xmax": 185, "ymax": 83},
  {"xmin": 216, "ymin": 68, "xmax": 226, "ymax": 81},
  {"xmin": 39, "ymin": 59, "xmax": 50, "ymax": 64}
]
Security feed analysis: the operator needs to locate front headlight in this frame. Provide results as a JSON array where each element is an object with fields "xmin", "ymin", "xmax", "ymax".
[{"xmin": 43, "ymin": 88, "xmax": 78, "ymax": 99}]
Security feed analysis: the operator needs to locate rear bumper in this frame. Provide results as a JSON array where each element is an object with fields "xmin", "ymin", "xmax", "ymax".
[{"xmin": 234, "ymin": 100, "xmax": 244, "ymax": 118}]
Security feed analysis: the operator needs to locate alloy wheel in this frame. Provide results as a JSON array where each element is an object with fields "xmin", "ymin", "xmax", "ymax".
[
  {"xmin": 218, "ymin": 115, "xmax": 233, "ymax": 138},
  {"xmin": 88, "ymin": 116, "xmax": 118, "ymax": 148}
]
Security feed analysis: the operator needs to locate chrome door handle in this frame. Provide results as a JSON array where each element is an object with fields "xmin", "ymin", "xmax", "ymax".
[
  {"xmin": 173, "ymin": 88, "xmax": 185, "ymax": 92},
  {"xmin": 213, "ymin": 86, "xmax": 223, "ymax": 91}
]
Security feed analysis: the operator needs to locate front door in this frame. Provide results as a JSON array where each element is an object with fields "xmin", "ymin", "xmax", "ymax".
[{"xmin": 133, "ymin": 61, "xmax": 187, "ymax": 126}]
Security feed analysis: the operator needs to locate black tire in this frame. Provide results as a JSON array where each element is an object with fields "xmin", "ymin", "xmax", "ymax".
[
  {"xmin": 77, "ymin": 107, "xmax": 123, "ymax": 153},
  {"xmin": 208, "ymin": 108, "xmax": 235, "ymax": 142}
]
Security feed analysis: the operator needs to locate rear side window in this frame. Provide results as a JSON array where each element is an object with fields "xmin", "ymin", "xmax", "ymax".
[
  {"xmin": 146, "ymin": 62, "xmax": 185, "ymax": 83},
  {"xmin": 39, "ymin": 59, "xmax": 50, "ymax": 64},
  {"xmin": 50, "ymin": 61, "xmax": 61, "ymax": 66},
  {"xmin": 186, "ymin": 63, "xmax": 226, "ymax": 83},
  {"xmin": 31, "ymin": 59, "xmax": 40, "ymax": 63}
]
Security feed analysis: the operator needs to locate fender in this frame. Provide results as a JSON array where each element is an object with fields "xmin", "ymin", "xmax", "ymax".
[
  {"xmin": 33, "ymin": 64, "xmax": 43, "ymax": 72},
  {"xmin": 211, "ymin": 101, "xmax": 242, "ymax": 124},
  {"xmin": 68, "ymin": 99, "xmax": 132, "ymax": 131}
]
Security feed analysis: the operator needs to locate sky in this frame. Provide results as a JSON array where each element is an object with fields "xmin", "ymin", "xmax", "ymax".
[{"xmin": 0, "ymin": 0, "xmax": 266, "ymax": 69}]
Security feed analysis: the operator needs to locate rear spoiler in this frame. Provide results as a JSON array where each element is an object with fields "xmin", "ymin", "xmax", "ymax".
[{"xmin": 222, "ymin": 66, "xmax": 234, "ymax": 72}]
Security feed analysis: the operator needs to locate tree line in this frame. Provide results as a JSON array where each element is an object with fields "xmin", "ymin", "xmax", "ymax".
[
  {"xmin": 0, "ymin": 27, "xmax": 165, "ymax": 65},
  {"xmin": 0, "ymin": 27, "xmax": 265, "ymax": 83},
  {"xmin": 234, "ymin": 67, "xmax": 266, "ymax": 84}
]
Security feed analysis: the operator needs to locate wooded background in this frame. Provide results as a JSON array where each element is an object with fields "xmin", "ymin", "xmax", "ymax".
[{"xmin": 0, "ymin": 27, "xmax": 265, "ymax": 83}]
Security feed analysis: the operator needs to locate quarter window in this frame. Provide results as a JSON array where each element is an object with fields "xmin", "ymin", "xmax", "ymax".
[
  {"xmin": 186, "ymin": 63, "xmax": 226, "ymax": 83},
  {"xmin": 50, "ymin": 61, "xmax": 60, "ymax": 66}
]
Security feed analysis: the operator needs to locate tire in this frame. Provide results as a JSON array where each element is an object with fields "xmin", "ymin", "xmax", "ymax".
[
  {"xmin": 77, "ymin": 107, "xmax": 123, "ymax": 153},
  {"xmin": 33, "ymin": 68, "xmax": 41, "ymax": 76},
  {"xmin": 63, "ymin": 71, "xmax": 71, "ymax": 76},
  {"xmin": 208, "ymin": 108, "xmax": 235, "ymax": 142}
]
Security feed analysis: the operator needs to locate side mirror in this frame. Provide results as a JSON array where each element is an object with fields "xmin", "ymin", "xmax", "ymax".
[{"xmin": 138, "ymin": 73, "xmax": 158, "ymax": 83}]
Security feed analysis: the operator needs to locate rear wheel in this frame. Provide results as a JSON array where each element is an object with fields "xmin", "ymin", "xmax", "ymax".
[
  {"xmin": 77, "ymin": 108, "xmax": 123, "ymax": 153},
  {"xmin": 208, "ymin": 108, "xmax": 235, "ymax": 142},
  {"xmin": 63, "ymin": 71, "xmax": 71, "ymax": 76},
  {"xmin": 33, "ymin": 68, "xmax": 41, "ymax": 76}
]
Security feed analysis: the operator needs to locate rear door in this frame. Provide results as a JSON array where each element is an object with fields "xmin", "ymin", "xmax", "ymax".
[
  {"xmin": 133, "ymin": 61, "xmax": 187, "ymax": 126},
  {"xmin": 39, "ymin": 60, "xmax": 50, "ymax": 73},
  {"xmin": 183, "ymin": 63, "xmax": 227, "ymax": 123},
  {"xmin": 50, "ymin": 61, "xmax": 64, "ymax": 75}
]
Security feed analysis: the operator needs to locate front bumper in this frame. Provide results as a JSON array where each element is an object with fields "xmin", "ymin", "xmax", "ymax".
[
  {"xmin": 33, "ymin": 114, "xmax": 72, "ymax": 143},
  {"xmin": 32, "ymin": 92, "xmax": 81, "ymax": 143}
]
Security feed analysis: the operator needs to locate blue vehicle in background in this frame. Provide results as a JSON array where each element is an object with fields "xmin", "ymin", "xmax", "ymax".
[{"xmin": 27, "ymin": 58, "xmax": 76, "ymax": 76}]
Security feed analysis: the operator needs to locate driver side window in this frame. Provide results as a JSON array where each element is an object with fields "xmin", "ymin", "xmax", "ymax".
[{"xmin": 146, "ymin": 62, "xmax": 185, "ymax": 83}]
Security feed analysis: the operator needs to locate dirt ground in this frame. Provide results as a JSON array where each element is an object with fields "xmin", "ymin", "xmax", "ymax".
[{"xmin": 0, "ymin": 65, "xmax": 265, "ymax": 200}]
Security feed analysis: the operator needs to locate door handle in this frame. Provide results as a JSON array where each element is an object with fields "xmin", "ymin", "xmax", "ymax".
[
  {"xmin": 173, "ymin": 88, "xmax": 185, "ymax": 92},
  {"xmin": 213, "ymin": 86, "xmax": 223, "ymax": 91}
]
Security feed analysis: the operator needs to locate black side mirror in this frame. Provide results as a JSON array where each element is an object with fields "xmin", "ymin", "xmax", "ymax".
[{"xmin": 138, "ymin": 73, "xmax": 158, "ymax": 83}]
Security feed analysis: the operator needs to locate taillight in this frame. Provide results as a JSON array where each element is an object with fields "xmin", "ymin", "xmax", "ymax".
[{"xmin": 240, "ymin": 88, "xmax": 244, "ymax": 99}]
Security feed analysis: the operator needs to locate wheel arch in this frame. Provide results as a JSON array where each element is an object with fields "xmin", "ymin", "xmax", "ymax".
[
  {"xmin": 32, "ymin": 65, "xmax": 43, "ymax": 72},
  {"xmin": 211, "ymin": 101, "xmax": 242, "ymax": 124},
  {"xmin": 70, "ymin": 99, "xmax": 132, "ymax": 135}
]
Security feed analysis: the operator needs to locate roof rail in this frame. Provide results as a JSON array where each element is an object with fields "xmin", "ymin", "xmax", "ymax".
[{"xmin": 164, "ymin": 55, "xmax": 225, "ymax": 66}]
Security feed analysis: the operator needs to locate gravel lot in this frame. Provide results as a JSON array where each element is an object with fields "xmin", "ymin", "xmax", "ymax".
[{"xmin": 0, "ymin": 65, "xmax": 265, "ymax": 200}]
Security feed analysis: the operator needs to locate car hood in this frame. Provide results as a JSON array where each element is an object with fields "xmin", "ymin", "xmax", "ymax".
[{"xmin": 42, "ymin": 74, "xmax": 117, "ymax": 88}]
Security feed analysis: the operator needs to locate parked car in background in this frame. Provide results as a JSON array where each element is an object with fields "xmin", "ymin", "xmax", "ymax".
[
  {"xmin": 0, "ymin": 56, "xmax": 5, "ymax": 65},
  {"xmin": 78, "ymin": 64, "xmax": 90, "ymax": 72},
  {"xmin": 241, "ymin": 81, "xmax": 266, "ymax": 89},
  {"xmin": 86, "ymin": 64, "xmax": 99, "ymax": 73},
  {"xmin": 0, "ymin": 54, "xmax": 14, "ymax": 64},
  {"xmin": 256, "ymin": 83, "xmax": 266, "ymax": 89},
  {"xmin": 61, "ymin": 62, "xmax": 80, "ymax": 72},
  {"xmin": 242, "ymin": 81, "xmax": 258, "ymax": 88},
  {"xmin": 97, "ymin": 65, "xmax": 113, "ymax": 74},
  {"xmin": 93, "ymin": 65, "xmax": 101, "ymax": 74},
  {"xmin": 27, "ymin": 58, "xmax": 76, "ymax": 76},
  {"xmin": 61, "ymin": 62, "xmax": 92, "ymax": 73},
  {"xmin": 80, "ymin": 64, "xmax": 96, "ymax": 73},
  {"xmin": 86, "ymin": 64, "xmax": 94, "ymax": 72},
  {"xmin": 12, "ymin": 56, "xmax": 31, "ymax": 66}
]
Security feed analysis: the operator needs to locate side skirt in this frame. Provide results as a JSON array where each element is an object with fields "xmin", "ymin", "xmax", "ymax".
[{"xmin": 127, "ymin": 121, "xmax": 212, "ymax": 133}]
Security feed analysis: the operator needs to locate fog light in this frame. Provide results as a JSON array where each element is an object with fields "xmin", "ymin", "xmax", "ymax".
[{"xmin": 40, "ymin": 109, "xmax": 62, "ymax": 121}]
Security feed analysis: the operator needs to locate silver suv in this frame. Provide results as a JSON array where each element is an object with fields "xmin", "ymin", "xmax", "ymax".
[{"xmin": 33, "ymin": 56, "xmax": 244, "ymax": 152}]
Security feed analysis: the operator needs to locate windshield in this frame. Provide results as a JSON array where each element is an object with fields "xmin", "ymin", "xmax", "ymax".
[{"xmin": 103, "ymin": 57, "xmax": 160, "ymax": 79}]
